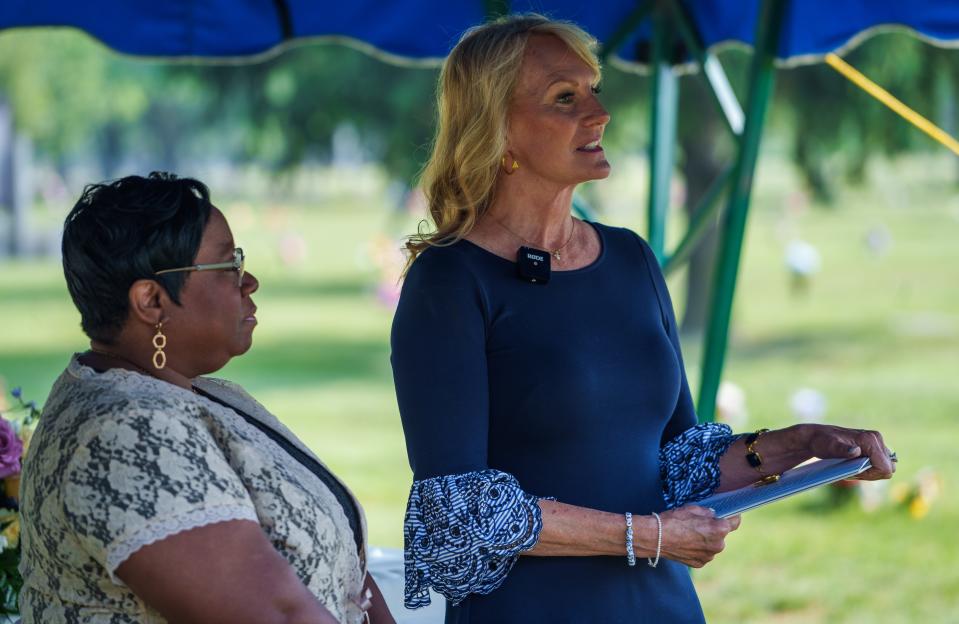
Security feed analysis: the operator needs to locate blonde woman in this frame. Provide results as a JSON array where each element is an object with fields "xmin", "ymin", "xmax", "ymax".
[{"xmin": 390, "ymin": 14, "xmax": 895, "ymax": 623}]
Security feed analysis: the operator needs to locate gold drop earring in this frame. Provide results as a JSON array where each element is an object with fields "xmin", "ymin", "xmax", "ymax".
[{"xmin": 152, "ymin": 321, "xmax": 167, "ymax": 370}]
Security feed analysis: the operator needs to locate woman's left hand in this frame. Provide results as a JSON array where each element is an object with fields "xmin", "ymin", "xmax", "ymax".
[{"xmin": 798, "ymin": 424, "xmax": 896, "ymax": 480}]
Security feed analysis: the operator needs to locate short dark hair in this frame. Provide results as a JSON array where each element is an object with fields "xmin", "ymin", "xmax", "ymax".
[{"xmin": 62, "ymin": 172, "xmax": 213, "ymax": 344}]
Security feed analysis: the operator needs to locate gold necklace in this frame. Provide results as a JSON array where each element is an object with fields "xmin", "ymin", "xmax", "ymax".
[
  {"xmin": 494, "ymin": 217, "xmax": 576, "ymax": 260},
  {"xmin": 88, "ymin": 349, "xmax": 197, "ymax": 394},
  {"xmin": 89, "ymin": 348, "xmax": 151, "ymax": 375}
]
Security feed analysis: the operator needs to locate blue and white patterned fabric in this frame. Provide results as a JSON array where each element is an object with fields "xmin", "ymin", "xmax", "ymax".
[
  {"xmin": 660, "ymin": 423, "xmax": 738, "ymax": 509},
  {"xmin": 404, "ymin": 469, "xmax": 545, "ymax": 608},
  {"xmin": 402, "ymin": 423, "xmax": 737, "ymax": 607}
]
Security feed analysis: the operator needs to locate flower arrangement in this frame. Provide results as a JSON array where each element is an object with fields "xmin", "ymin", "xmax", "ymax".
[{"xmin": 0, "ymin": 386, "xmax": 40, "ymax": 615}]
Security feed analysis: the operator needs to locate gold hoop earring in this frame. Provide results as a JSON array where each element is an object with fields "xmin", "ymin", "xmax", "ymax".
[{"xmin": 152, "ymin": 322, "xmax": 167, "ymax": 370}]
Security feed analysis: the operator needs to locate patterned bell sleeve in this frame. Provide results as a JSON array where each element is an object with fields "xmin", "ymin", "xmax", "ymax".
[
  {"xmin": 391, "ymin": 248, "xmax": 545, "ymax": 609},
  {"xmin": 634, "ymin": 233, "xmax": 738, "ymax": 509},
  {"xmin": 659, "ymin": 423, "xmax": 737, "ymax": 508},
  {"xmin": 62, "ymin": 399, "xmax": 259, "ymax": 582},
  {"xmin": 404, "ymin": 470, "xmax": 545, "ymax": 608}
]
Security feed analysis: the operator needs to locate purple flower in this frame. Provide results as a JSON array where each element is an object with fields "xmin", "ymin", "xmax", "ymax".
[{"xmin": 0, "ymin": 418, "xmax": 23, "ymax": 480}]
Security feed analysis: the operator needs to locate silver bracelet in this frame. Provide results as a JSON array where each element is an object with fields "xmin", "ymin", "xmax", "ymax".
[
  {"xmin": 648, "ymin": 512, "xmax": 662, "ymax": 568},
  {"xmin": 625, "ymin": 512, "xmax": 636, "ymax": 566}
]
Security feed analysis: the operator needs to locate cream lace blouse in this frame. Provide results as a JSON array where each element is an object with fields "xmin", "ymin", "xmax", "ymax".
[{"xmin": 18, "ymin": 356, "xmax": 368, "ymax": 623}]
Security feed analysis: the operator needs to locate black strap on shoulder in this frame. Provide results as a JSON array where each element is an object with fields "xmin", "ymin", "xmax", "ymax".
[{"xmin": 193, "ymin": 386, "xmax": 363, "ymax": 557}]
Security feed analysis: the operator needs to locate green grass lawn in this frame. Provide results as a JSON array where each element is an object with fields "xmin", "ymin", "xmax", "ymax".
[{"xmin": 1, "ymin": 155, "xmax": 957, "ymax": 622}]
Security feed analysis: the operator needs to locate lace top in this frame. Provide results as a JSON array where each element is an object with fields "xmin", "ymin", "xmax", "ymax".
[
  {"xmin": 392, "ymin": 223, "xmax": 737, "ymax": 622},
  {"xmin": 18, "ymin": 356, "xmax": 368, "ymax": 623}
]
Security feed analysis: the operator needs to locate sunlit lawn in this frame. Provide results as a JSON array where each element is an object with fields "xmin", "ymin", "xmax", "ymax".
[{"xmin": 1, "ymin": 154, "xmax": 957, "ymax": 622}]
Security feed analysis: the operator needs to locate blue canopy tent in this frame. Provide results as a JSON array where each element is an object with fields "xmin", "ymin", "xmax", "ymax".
[
  {"xmin": 3, "ymin": 1, "xmax": 957, "ymax": 64},
  {"xmin": 2, "ymin": 0, "xmax": 958, "ymax": 422}
]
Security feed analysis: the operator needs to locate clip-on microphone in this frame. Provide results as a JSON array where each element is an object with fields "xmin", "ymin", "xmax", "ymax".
[{"xmin": 516, "ymin": 246, "xmax": 550, "ymax": 285}]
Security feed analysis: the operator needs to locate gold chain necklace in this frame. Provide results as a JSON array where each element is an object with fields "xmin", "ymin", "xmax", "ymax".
[
  {"xmin": 89, "ymin": 348, "xmax": 151, "ymax": 375},
  {"xmin": 88, "ymin": 348, "xmax": 197, "ymax": 393},
  {"xmin": 494, "ymin": 217, "xmax": 576, "ymax": 261}
]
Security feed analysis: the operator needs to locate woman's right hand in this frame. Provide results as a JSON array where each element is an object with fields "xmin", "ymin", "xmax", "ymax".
[{"xmin": 658, "ymin": 506, "xmax": 742, "ymax": 568}]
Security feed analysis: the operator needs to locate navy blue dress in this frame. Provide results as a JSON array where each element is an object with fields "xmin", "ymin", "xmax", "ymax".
[{"xmin": 391, "ymin": 222, "xmax": 734, "ymax": 624}]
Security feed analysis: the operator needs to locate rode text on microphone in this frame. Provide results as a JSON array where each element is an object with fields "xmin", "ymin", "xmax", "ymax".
[{"xmin": 516, "ymin": 246, "xmax": 550, "ymax": 284}]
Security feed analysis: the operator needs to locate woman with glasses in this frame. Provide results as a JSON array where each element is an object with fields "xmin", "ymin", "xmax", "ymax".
[{"xmin": 18, "ymin": 173, "xmax": 395, "ymax": 624}]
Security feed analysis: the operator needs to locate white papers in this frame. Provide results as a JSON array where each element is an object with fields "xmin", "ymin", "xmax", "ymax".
[{"xmin": 696, "ymin": 456, "xmax": 873, "ymax": 518}]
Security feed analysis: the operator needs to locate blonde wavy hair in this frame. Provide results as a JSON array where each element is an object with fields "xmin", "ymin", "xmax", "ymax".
[{"xmin": 404, "ymin": 14, "xmax": 600, "ymax": 269}]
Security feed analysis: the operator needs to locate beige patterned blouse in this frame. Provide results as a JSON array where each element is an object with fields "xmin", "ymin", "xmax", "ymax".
[{"xmin": 19, "ymin": 356, "xmax": 368, "ymax": 623}]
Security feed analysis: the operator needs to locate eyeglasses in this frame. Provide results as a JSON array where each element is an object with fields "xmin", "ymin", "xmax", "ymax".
[{"xmin": 155, "ymin": 247, "xmax": 246, "ymax": 287}]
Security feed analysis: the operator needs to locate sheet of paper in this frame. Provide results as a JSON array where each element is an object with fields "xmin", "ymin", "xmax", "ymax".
[{"xmin": 695, "ymin": 456, "xmax": 873, "ymax": 518}]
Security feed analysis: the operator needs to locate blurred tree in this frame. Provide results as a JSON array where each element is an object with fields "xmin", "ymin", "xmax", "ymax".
[
  {"xmin": 777, "ymin": 32, "xmax": 959, "ymax": 203},
  {"xmin": 193, "ymin": 44, "xmax": 658, "ymax": 190},
  {"xmin": 671, "ymin": 38, "xmax": 958, "ymax": 334},
  {"xmin": 0, "ymin": 31, "xmax": 149, "ymax": 172},
  {"xmin": 676, "ymin": 72, "xmax": 736, "ymax": 335},
  {"xmin": 189, "ymin": 45, "xmax": 440, "ymax": 187},
  {"xmin": 0, "ymin": 30, "xmax": 217, "ymax": 255},
  {"xmin": 0, "ymin": 27, "xmax": 955, "ymax": 263},
  {"xmin": 0, "ymin": 92, "xmax": 20, "ymax": 255}
]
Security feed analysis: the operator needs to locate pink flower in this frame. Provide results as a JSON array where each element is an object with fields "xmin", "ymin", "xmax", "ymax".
[{"xmin": 0, "ymin": 418, "xmax": 24, "ymax": 480}]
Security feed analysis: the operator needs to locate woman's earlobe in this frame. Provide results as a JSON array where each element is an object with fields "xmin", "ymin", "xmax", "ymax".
[{"xmin": 501, "ymin": 154, "xmax": 520, "ymax": 175}]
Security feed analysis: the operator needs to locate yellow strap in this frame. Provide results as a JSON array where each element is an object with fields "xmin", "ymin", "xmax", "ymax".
[{"xmin": 825, "ymin": 52, "xmax": 959, "ymax": 157}]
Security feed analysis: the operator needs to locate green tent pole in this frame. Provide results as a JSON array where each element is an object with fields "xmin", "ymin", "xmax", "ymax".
[
  {"xmin": 662, "ymin": 163, "xmax": 732, "ymax": 276},
  {"xmin": 598, "ymin": 2, "xmax": 654, "ymax": 61},
  {"xmin": 667, "ymin": 0, "xmax": 744, "ymax": 138},
  {"xmin": 483, "ymin": 0, "xmax": 510, "ymax": 20},
  {"xmin": 647, "ymin": 7, "xmax": 679, "ymax": 262},
  {"xmin": 697, "ymin": 0, "xmax": 790, "ymax": 423}
]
